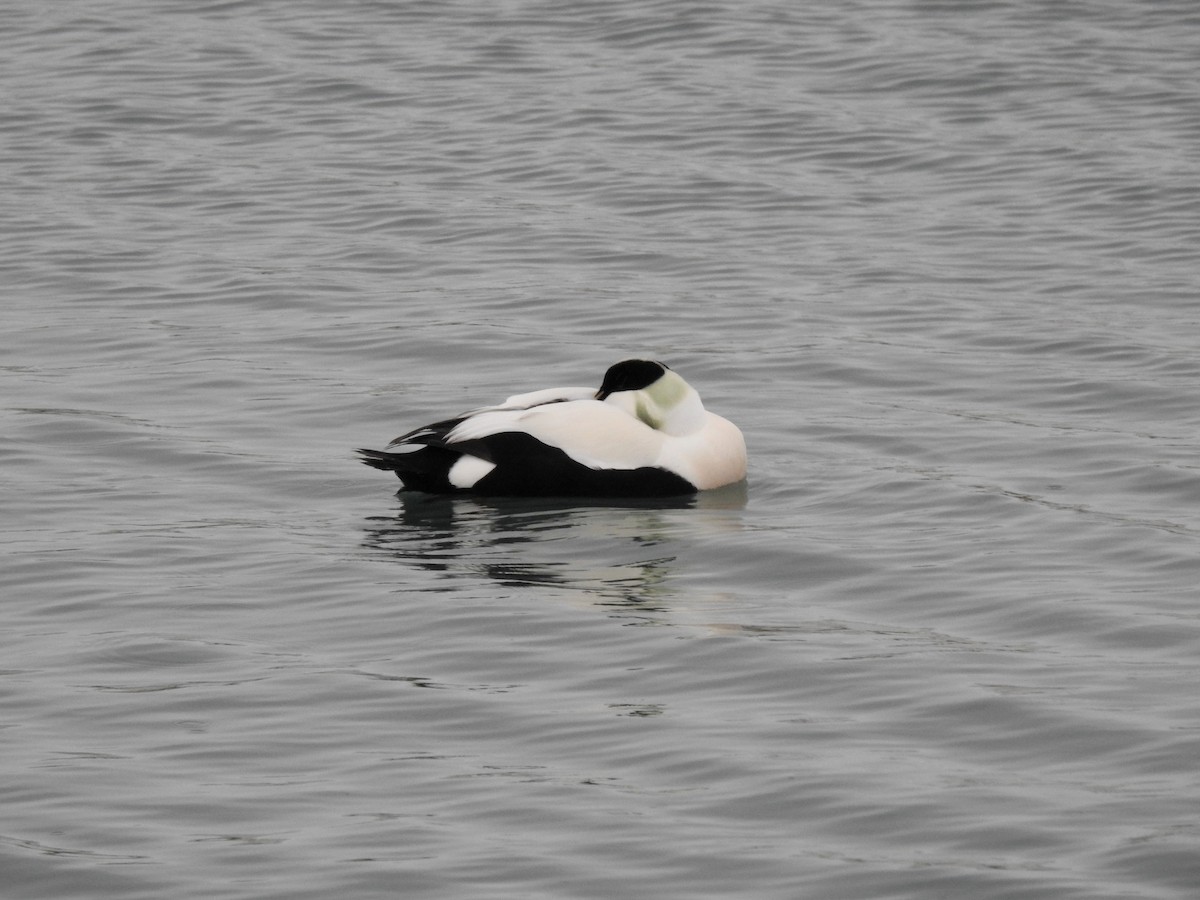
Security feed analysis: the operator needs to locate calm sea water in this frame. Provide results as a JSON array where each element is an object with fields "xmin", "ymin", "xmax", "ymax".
[{"xmin": 4, "ymin": 1, "xmax": 1200, "ymax": 898}]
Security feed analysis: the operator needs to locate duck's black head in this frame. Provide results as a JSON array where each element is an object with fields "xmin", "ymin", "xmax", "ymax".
[{"xmin": 596, "ymin": 359, "xmax": 670, "ymax": 400}]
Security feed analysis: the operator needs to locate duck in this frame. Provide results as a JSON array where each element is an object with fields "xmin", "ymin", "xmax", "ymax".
[{"xmin": 358, "ymin": 359, "xmax": 746, "ymax": 497}]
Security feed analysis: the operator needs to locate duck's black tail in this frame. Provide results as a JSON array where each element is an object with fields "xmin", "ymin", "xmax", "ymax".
[
  {"xmin": 357, "ymin": 448, "xmax": 407, "ymax": 472},
  {"xmin": 356, "ymin": 446, "xmax": 460, "ymax": 493}
]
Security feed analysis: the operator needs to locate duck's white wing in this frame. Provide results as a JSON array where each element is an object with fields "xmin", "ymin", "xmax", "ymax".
[
  {"xmin": 465, "ymin": 386, "xmax": 596, "ymax": 415},
  {"xmin": 447, "ymin": 398, "xmax": 664, "ymax": 470}
]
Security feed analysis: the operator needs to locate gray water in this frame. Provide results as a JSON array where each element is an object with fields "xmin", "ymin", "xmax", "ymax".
[{"xmin": 4, "ymin": 1, "xmax": 1200, "ymax": 897}]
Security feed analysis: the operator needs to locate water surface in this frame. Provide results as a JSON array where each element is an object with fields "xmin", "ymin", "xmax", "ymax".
[{"xmin": 4, "ymin": 2, "xmax": 1200, "ymax": 898}]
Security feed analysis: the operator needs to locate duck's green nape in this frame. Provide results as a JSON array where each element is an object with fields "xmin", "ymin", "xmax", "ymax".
[
  {"xmin": 634, "ymin": 370, "xmax": 690, "ymax": 428},
  {"xmin": 634, "ymin": 394, "xmax": 662, "ymax": 429}
]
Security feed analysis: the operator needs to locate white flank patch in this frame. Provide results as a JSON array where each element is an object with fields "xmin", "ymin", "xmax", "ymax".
[{"xmin": 448, "ymin": 455, "xmax": 495, "ymax": 488}]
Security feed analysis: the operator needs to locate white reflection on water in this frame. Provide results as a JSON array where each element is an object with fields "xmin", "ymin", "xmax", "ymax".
[{"xmin": 361, "ymin": 484, "xmax": 748, "ymax": 608}]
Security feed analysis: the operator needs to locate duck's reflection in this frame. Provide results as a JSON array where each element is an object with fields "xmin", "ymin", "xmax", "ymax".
[{"xmin": 362, "ymin": 484, "xmax": 747, "ymax": 612}]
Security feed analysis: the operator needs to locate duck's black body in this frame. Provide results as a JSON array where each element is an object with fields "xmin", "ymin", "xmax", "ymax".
[{"xmin": 359, "ymin": 430, "xmax": 694, "ymax": 497}]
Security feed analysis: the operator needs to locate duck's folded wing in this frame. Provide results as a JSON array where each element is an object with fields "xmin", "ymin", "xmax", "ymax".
[
  {"xmin": 389, "ymin": 388, "xmax": 598, "ymax": 449},
  {"xmin": 447, "ymin": 399, "xmax": 664, "ymax": 471},
  {"xmin": 465, "ymin": 386, "xmax": 596, "ymax": 415}
]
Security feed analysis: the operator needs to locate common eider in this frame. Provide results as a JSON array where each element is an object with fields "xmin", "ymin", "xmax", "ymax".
[{"xmin": 358, "ymin": 359, "xmax": 746, "ymax": 498}]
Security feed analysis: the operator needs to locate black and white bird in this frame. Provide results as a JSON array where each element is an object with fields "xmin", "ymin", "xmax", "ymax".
[{"xmin": 358, "ymin": 359, "xmax": 746, "ymax": 497}]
